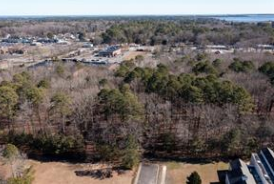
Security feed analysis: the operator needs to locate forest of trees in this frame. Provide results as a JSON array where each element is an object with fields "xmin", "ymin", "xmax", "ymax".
[
  {"xmin": 0, "ymin": 50, "xmax": 273, "ymax": 169},
  {"xmin": 0, "ymin": 17, "xmax": 274, "ymax": 170},
  {"xmin": 0, "ymin": 17, "xmax": 273, "ymax": 47},
  {"xmin": 101, "ymin": 20, "xmax": 274, "ymax": 46}
]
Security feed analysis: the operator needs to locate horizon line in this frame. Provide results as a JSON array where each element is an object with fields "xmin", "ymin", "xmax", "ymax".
[{"xmin": 0, "ymin": 13, "xmax": 273, "ymax": 17}]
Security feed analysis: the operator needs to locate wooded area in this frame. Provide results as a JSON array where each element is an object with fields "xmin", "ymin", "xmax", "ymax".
[{"xmin": 0, "ymin": 17, "xmax": 274, "ymax": 171}]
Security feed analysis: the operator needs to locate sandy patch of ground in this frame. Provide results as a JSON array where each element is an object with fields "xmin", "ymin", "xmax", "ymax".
[
  {"xmin": 0, "ymin": 161, "xmax": 12, "ymax": 180},
  {"xmin": 30, "ymin": 160, "xmax": 134, "ymax": 184},
  {"xmin": 1, "ymin": 160, "xmax": 134, "ymax": 184},
  {"xmin": 165, "ymin": 161, "xmax": 228, "ymax": 184}
]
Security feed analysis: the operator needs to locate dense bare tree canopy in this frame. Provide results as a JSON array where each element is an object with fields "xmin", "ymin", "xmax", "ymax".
[{"xmin": 0, "ymin": 17, "xmax": 274, "ymax": 168}]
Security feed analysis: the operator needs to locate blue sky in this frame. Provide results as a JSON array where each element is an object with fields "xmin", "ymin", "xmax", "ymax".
[{"xmin": 0, "ymin": 0, "xmax": 273, "ymax": 16}]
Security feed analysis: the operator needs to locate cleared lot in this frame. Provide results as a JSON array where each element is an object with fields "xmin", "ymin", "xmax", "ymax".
[
  {"xmin": 1, "ymin": 159, "xmax": 228, "ymax": 184},
  {"xmin": 31, "ymin": 160, "xmax": 134, "ymax": 184},
  {"xmin": 0, "ymin": 160, "xmax": 134, "ymax": 184}
]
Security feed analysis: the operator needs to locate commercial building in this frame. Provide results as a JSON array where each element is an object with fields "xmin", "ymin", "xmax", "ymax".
[{"xmin": 99, "ymin": 46, "xmax": 121, "ymax": 57}]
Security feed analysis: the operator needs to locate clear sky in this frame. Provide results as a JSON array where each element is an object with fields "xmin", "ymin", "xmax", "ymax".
[{"xmin": 0, "ymin": 0, "xmax": 273, "ymax": 16}]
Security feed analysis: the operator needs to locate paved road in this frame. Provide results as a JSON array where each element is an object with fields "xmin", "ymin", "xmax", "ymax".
[{"xmin": 137, "ymin": 164, "xmax": 159, "ymax": 184}]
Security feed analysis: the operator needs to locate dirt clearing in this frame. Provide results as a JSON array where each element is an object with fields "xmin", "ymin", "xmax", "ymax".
[
  {"xmin": 1, "ymin": 160, "xmax": 134, "ymax": 184},
  {"xmin": 123, "ymin": 51, "xmax": 146, "ymax": 61}
]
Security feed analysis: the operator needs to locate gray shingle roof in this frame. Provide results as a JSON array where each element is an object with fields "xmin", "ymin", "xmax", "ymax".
[{"xmin": 227, "ymin": 159, "xmax": 256, "ymax": 184}]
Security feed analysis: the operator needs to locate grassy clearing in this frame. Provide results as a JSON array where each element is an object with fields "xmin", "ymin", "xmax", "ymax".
[
  {"xmin": 166, "ymin": 161, "xmax": 181, "ymax": 170},
  {"xmin": 165, "ymin": 161, "xmax": 229, "ymax": 184}
]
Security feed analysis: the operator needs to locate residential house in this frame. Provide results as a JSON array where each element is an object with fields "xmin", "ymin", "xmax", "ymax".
[
  {"xmin": 250, "ymin": 148, "xmax": 274, "ymax": 184},
  {"xmin": 223, "ymin": 148, "xmax": 274, "ymax": 184},
  {"xmin": 225, "ymin": 159, "xmax": 256, "ymax": 184}
]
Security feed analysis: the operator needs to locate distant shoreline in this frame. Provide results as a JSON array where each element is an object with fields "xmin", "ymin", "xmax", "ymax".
[
  {"xmin": 0, "ymin": 14, "xmax": 273, "ymax": 22},
  {"xmin": 0, "ymin": 14, "xmax": 273, "ymax": 17}
]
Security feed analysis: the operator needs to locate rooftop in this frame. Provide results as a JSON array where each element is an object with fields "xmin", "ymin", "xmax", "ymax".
[
  {"xmin": 101, "ymin": 46, "xmax": 120, "ymax": 53},
  {"xmin": 227, "ymin": 159, "xmax": 257, "ymax": 184}
]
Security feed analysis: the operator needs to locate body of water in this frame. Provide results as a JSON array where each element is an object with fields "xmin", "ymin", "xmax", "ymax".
[
  {"xmin": 0, "ymin": 14, "xmax": 273, "ymax": 23},
  {"xmin": 211, "ymin": 15, "xmax": 274, "ymax": 22}
]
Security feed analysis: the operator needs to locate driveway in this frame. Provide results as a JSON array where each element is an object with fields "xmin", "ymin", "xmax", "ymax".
[{"xmin": 135, "ymin": 163, "xmax": 166, "ymax": 184}]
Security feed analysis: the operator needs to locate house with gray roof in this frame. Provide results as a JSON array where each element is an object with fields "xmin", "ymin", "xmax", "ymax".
[
  {"xmin": 224, "ymin": 148, "xmax": 274, "ymax": 184},
  {"xmin": 225, "ymin": 159, "xmax": 256, "ymax": 184}
]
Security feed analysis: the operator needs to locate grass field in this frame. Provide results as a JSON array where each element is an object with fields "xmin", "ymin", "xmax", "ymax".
[{"xmin": 165, "ymin": 161, "xmax": 229, "ymax": 184}]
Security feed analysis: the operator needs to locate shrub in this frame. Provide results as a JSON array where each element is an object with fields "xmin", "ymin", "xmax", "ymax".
[
  {"xmin": 229, "ymin": 59, "xmax": 255, "ymax": 73},
  {"xmin": 186, "ymin": 171, "xmax": 202, "ymax": 184},
  {"xmin": 259, "ymin": 62, "xmax": 274, "ymax": 84},
  {"xmin": 5, "ymin": 133, "xmax": 85, "ymax": 159},
  {"xmin": 192, "ymin": 61, "xmax": 218, "ymax": 75}
]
